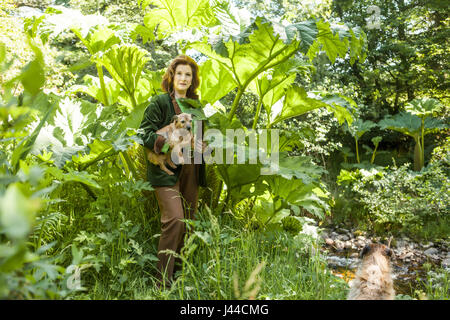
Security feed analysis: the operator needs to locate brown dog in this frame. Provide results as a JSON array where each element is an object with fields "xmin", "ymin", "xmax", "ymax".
[
  {"xmin": 347, "ymin": 243, "xmax": 395, "ymax": 300},
  {"xmin": 145, "ymin": 113, "xmax": 193, "ymax": 175}
]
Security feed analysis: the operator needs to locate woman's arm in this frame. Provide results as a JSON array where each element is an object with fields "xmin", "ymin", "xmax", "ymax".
[{"xmin": 138, "ymin": 97, "xmax": 167, "ymax": 154}]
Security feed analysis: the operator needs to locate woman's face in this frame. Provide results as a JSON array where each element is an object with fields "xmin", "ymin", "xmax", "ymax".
[{"xmin": 173, "ymin": 64, "xmax": 193, "ymax": 96}]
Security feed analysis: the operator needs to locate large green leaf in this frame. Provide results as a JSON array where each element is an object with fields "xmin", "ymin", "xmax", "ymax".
[
  {"xmin": 422, "ymin": 117, "xmax": 448, "ymax": 134},
  {"xmin": 140, "ymin": 0, "xmax": 217, "ymax": 39},
  {"xmin": 70, "ymin": 74, "xmax": 121, "ymax": 106},
  {"xmin": 11, "ymin": 100, "xmax": 55, "ymax": 174},
  {"xmin": 52, "ymin": 98, "xmax": 94, "ymax": 147},
  {"xmin": 285, "ymin": 20, "xmax": 319, "ymax": 51},
  {"xmin": 210, "ymin": 0, "xmax": 252, "ymax": 40},
  {"xmin": 198, "ymin": 58, "xmax": 237, "ymax": 105},
  {"xmin": 316, "ymin": 92, "xmax": 357, "ymax": 125},
  {"xmin": 97, "ymin": 44, "xmax": 150, "ymax": 108},
  {"xmin": 176, "ymin": 97, "xmax": 207, "ymax": 121},
  {"xmin": 379, "ymin": 112, "xmax": 422, "ymax": 138},
  {"xmin": 262, "ymin": 176, "xmax": 328, "ymax": 219},
  {"xmin": 255, "ymin": 199, "xmax": 290, "ymax": 225},
  {"xmin": 31, "ymin": 98, "xmax": 119, "ymax": 168},
  {"xmin": 269, "ymin": 86, "xmax": 328, "ymax": 127},
  {"xmin": 190, "ymin": 17, "xmax": 364, "ymax": 124},
  {"xmin": 248, "ymin": 58, "xmax": 311, "ymax": 118},
  {"xmin": 272, "ymin": 153, "xmax": 325, "ymax": 184},
  {"xmin": 348, "ymin": 119, "xmax": 377, "ymax": 139},
  {"xmin": 117, "ymin": 102, "xmax": 149, "ymax": 134},
  {"xmin": 71, "ymin": 139, "xmax": 114, "ymax": 170},
  {"xmin": 17, "ymin": 38, "xmax": 45, "ymax": 96},
  {"xmin": 63, "ymin": 169, "xmax": 101, "ymax": 189},
  {"xmin": 71, "ymin": 26, "xmax": 121, "ymax": 55},
  {"xmin": 189, "ymin": 18, "xmax": 300, "ymax": 89},
  {"xmin": 308, "ymin": 20, "xmax": 365, "ymax": 64},
  {"xmin": 405, "ymin": 97, "xmax": 442, "ymax": 118},
  {"xmin": 0, "ymin": 184, "xmax": 37, "ymax": 241}
]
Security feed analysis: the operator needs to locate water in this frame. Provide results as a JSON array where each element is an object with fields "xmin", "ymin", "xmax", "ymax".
[{"xmin": 324, "ymin": 249, "xmax": 430, "ymax": 297}]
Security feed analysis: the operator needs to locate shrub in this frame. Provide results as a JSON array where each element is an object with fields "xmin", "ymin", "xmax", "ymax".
[{"xmin": 335, "ymin": 159, "xmax": 449, "ymax": 238}]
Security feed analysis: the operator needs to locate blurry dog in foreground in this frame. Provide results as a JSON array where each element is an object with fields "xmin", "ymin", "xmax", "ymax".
[
  {"xmin": 145, "ymin": 113, "xmax": 193, "ymax": 175},
  {"xmin": 347, "ymin": 243, "xmax": 395, "ymax": 300}
]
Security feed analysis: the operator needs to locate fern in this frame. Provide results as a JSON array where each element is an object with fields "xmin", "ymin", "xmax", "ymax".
[{"xmin": 31, "ymin": 211, "xmax": 67, "ymax": 249}]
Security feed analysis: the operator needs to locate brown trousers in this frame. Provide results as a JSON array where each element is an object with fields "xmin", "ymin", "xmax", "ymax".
[{"xmin": 154, "ymin": 164, "xmax": 199, "ymax": 284}]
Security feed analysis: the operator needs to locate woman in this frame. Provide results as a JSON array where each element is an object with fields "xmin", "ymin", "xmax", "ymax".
[{"xmin": 138, "ymin": 55, "xmax": 206, "ymax": 287}]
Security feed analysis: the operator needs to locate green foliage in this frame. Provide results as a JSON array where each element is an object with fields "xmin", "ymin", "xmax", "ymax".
[
  {"xmin": 133, "ymin": 207, "xmax": 347, "ymax": 300},
  {"xmin": 346, "ymin": 118, "xmax": 376, "ymax": 163},
  {"xmin": 0, "ymin": 28, "xmax": 149, "ymax": 298},
  {"xmin": 330, "ymin": 0, "xmax": 449, "ymax": 115},
  {"xmin": 96, "ymin": 44, "xmax": 151, "ymax": 109},
  {"xmin": 2, "ymin": 0, "xmax": 447, "ymax": 301},
  {"xmin": 379, "ymin": 109, "xmax": 448, "ymax": 170},
  {"xmin": 335, "ymin": 161, "xmax": 449, "ymax": 238},
  {"xmin": 188, "ymin": 14, "xmax": 365, "ymax": 124},
  {"xmin": 139, "ymin": 0, "xmax": 217, "ymax": 40},
  {"xmin": 418, "ymin": 264, "xmax": 449, "ymax": 300},
  {"xmin": 405, "ymin": 98, "xmax": 443, "ymax": 118}
]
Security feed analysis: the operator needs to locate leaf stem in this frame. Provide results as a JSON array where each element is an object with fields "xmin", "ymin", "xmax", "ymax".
[{"xmin": 96, "ymin": 64, "xmax": 109, "ymax": 106}]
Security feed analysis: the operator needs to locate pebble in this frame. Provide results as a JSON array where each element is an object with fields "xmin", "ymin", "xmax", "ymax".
[
  {"xmin": 399, "ymin": 252, "xmax": 414, "ymax": 260},
  {"xmin": 344, "ymin": 240, "xmax": 352, "ymax": 249},
  {"xmin": 356, "ymin": 240, "xmax": 366, "ymax": 248},
  {"xmin": 395, "ymin": 239, "xmax": 409, "ymax": 249},
  {"xmin": 321, "ymin": 226, "xmax": 448, "ymax": 274},
  {"xmin": 334, "ymin": 240, "xmax": 345, "ymax": 251},
  {"xmin": 338, "ymin": 234, "xmax": 350, "ymax": 241},
  {"xmin": 442, "ymin": 257, "xmax": 450, "ymax": 268},
  {"xmin": 422, "ymin": 242, "xmax": 434, "ymax": 249},
  {"xmin": 337, "ymin": 227, "xmax": 349, "ymax": 234},
  {"xmin": 424, "ymin": 247, "xmax": 439, "ymax": 257}
]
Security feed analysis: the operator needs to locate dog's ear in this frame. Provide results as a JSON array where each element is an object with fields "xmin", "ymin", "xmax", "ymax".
[
  {"xmin": 384, "ymin": 247, "xmax": 393, "ymax": 257},
  {"xmin": 172, "ymin": 115, "xmax": 178, "ymax": 123},
  {"xmin": 360, "ymin": 244, "xmax": 371, "ymax": 259}
]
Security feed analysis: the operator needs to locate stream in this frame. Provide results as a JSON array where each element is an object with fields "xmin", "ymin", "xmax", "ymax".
[{"xmin": 320, "ymin": 227, "xmax": 450, "ymax": 297}]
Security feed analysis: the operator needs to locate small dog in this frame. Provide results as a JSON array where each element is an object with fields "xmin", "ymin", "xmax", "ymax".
[
  {"xmin": 145, "ymin": 113, "xmax": 193, "ymax": 175},
  {"xmin": 347, "ymin": 243, "xmax": 395, "ymax": 300}
]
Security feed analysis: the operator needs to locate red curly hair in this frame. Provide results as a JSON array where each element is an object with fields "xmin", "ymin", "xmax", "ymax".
[{"xmin": 161, "ymin": 55, "xmax": 200, "ymax": 100}]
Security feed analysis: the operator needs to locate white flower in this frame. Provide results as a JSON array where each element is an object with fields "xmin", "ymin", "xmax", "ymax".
[{"xmin": 300, "ymin": 224, "xmax": 319, "ymax": 240}]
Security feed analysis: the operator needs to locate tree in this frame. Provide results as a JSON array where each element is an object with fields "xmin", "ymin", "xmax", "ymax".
[{"xmin": 330, "ymin": 0, "xmax": 449, "ymax": 116}]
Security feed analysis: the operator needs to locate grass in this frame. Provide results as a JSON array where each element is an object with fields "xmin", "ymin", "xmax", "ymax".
[
  {"xmin": 75, "ymin": 205, "xmax": 349, "ymax": 300},
  {"xmin": 33, "ymin": 180, "xmax": 447, "ymax": 301},
  {"xmin": 419, "ymin": 264, "xmax": 449, "ymax": 300}
]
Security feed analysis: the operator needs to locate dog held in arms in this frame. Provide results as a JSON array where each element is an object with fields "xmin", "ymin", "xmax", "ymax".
[
  {"xmin": 347, "ymin": 242, "xmax": 395, "ymax": 300},
  {"xmin": 145, "ymin": 113, "xmax": 193, "ymax": 175}
]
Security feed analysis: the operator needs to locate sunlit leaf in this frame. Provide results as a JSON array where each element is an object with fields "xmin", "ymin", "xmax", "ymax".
[
  {"xmin": 141, "ymin": 0, "xmax": 217, "ymax": 39},
  {"xmin": 0, "ymin": 184, "xmax": 38, "ymax": 240}
]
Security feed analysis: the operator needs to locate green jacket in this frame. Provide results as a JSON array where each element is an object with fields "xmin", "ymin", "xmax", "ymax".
[{"xmin": 138, "ymin": 93, "xmax": 206, "ymax": 187}]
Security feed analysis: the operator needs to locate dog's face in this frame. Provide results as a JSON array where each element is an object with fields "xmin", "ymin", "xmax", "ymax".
[
  {"xmin": 360, "ymin": 243, "xmax": 393, "ymax": 259},
  {"xmin": 172, "ymin": 113, "xmax": 192, "ymax": 131}
]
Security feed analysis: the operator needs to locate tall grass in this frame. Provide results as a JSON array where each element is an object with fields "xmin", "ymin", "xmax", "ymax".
[
  {"xmin": 419, "ymin": 264, "xmax": 449, "ymax": 300},
  {"xmin": 128, "ymin": 206, "xmax": 349, "ymax": 300}
]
